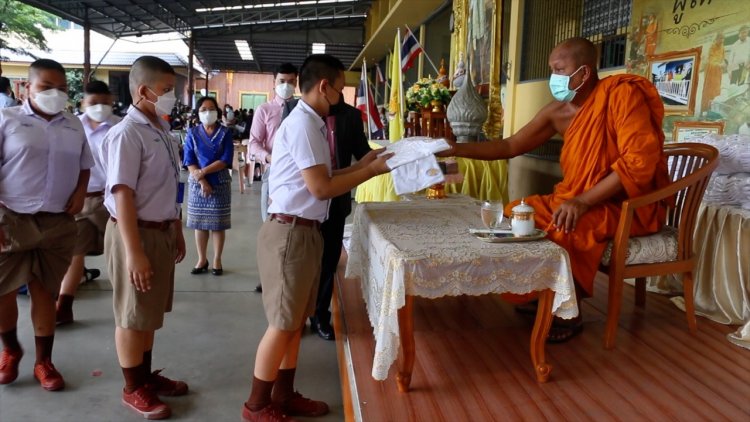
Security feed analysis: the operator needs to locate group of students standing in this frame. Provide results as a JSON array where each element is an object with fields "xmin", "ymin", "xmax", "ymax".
[{"xmin": 0, "ymin": 53, "xmax": 392, "ymax": 421}]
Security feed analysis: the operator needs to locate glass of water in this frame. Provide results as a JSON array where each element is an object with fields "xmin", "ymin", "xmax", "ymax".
[{"xmin": 480, "ymin": 201, "xmax": 504, "ymax": 230}]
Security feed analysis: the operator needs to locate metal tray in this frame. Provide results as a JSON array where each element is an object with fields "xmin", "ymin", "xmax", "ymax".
[{"xmin": 470, "ymin": 228, "xmax": 547, "ymax": 243}]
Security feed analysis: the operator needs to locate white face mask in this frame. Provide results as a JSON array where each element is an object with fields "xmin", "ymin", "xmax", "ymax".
[
  {"xmin": 85, "ymin": 104, "xmax": 113, "ymax": 122},
  {"xmin": 33, "ymin": 88, "xmax": 68, "ymax": 115},
  {"xmin": 199, "ymin": 110, "xmax": 218, "ymax": 126},
  {"xmin": 275, "ymin": 83, "xmax": 295, "ymax": 100},
  {"xmin": 146, "ymin": 88, "xmax": 177, "ymax": 116}
]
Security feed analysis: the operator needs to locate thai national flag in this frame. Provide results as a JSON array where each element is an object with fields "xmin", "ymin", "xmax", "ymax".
[
  {"xmin": 356, "ymin": 66, "xmax": 383, "ymax": 134},
  {"xmin": 400, "ymin": 27, "xmax": 422, "ymax": 72},
  {"xmin": 375, "ymin": 64, "xmax": 385, "ymax": 84}
]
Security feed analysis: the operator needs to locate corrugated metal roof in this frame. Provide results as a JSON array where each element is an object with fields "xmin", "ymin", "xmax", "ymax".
[
  {"xmin": 19, "ymin": 0, "xmax": 373, "ymax": 73},
  {"xmin": 2, "ymin": 49, "xmax": 188, "ymax": 68}
]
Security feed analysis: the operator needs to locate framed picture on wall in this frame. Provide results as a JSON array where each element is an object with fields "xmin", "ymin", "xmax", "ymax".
[
  {"xmin": 672, "ymin": 120, "xmax": 725, "ymax": 142},
  {"xmin": 647, "ymin": 47, "xmax": 701, "ymax": 116}
]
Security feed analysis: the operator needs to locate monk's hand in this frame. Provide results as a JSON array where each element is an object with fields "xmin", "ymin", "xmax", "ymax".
[
  {"xmin": 436, "ymin": 139, "xmax": 458, "ymax": 158},
  {"xmin": 552, "ymin": 197, "xmax": 591, "ymax": 233}
]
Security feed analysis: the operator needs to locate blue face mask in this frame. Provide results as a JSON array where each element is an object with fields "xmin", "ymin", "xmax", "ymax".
[{"xmin": 549, "ymin": 66, "xmax": 585, "ymax": 102}]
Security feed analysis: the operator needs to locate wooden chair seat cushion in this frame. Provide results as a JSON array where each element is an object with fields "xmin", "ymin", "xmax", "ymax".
[{"xmin": 601, "ymin": 226, "xmax": 678, "ymax": 266}]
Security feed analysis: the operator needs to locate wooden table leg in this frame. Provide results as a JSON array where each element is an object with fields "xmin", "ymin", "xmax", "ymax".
[
  {"xmin": 396, "ymin": 295, "xmax": 415, "ymax": 392},
  {"xmin": 530, "ymin": 289, "xmax": 554, "ymax": 383}
]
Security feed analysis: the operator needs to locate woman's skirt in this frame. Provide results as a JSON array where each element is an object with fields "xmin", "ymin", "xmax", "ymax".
[{"xmin": 186, "ymin": 170, "xmax": 232, "ymax": 231}]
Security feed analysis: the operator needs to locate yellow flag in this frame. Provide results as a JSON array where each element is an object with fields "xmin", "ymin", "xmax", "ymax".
[{"xmin": 389, "ymin": 32, "xmax": 404, "ymax": 142}]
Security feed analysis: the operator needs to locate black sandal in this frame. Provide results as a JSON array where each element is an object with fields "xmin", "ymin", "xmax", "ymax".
[{"xmin": 547, "ymin": 318, "xmax": 584, "ymax": 344}]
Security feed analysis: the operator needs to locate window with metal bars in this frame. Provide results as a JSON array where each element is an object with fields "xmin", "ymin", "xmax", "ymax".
[{"xmin": 520, "ymin": 0, "xmax": 631, "ymax": 81}]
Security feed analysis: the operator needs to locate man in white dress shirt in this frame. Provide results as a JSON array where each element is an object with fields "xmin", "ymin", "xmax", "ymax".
[
  {"xmin": 56, "ymin": 80, "xmax": 121, "ymax": 325},
  {"xmin": 241, "ymin": 54, "xmax": 392, "ymax": 422},
  {"xmin": 0, "ymin": 59, "xmax": 93, "ymax": 391}
]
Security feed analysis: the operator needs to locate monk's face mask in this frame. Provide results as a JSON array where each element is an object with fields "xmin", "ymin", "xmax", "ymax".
[{"xmin": 549, "ymin": 65, "xmax": 586, "ymax": 102}]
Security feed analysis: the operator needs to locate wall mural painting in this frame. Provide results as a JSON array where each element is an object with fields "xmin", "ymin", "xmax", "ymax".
[
  {"xmin": 466, "ymin": 0, "xmax": 495, "ymax": 87},
  {"xmin": 628, "ymin": 0, "xmax": 750, "ymax": 138}
]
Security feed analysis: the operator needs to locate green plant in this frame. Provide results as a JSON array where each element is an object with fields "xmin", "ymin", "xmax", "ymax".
[{"xmin": 405, "ymin": 77, "xmax": 452, "ymax": 112}]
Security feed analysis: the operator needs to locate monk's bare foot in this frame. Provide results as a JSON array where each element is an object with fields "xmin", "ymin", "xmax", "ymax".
[{"xmin": 547, "ymin": 315, "xmax": 583, "ymax": 343}]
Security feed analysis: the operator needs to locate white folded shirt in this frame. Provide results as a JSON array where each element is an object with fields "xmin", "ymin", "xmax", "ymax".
[
  {"xmin": 391, "ymin": 155, "xmax": 445, "ymax": 195},
  {"xmin": 379, "ymin": 137, "xmax": 451, "ymax": 195}
]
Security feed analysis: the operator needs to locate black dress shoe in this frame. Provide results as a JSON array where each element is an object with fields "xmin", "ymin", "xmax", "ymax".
[
  {"xmin": 254, "ymin": 284, "xmax": 262, "ymax": 293},
  {"xmin": 310, "ymin": 317, "xmax": 335, "ymax": 341},
  {"xmin": 211, "ymin": 268, "xmax": 223, "ymax": 276},
  {"xmin": 190, "ymin": 263, "xmax": 208, "ymax": 275}
]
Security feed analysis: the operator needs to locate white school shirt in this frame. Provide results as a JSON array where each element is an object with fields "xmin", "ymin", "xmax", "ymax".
[
  {"xmin": 0, "ymin": 100, "xmax": 94, "ymax": 214},
  {"xmin": 101, "ymin": 106, "xmax": 181, "ymax": 221},
  {"xmin": 267, "ymin": 99, "xmax": 332, "ymax": 222},
  {"xmin": 80, "ymin": 113, "xmax": 121, "ymax": 193}
]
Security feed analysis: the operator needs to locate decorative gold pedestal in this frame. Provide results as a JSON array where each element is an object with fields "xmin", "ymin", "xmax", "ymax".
[{"xmin": 425, "ymin": 183, "xmax": 446, "ymax": 199}]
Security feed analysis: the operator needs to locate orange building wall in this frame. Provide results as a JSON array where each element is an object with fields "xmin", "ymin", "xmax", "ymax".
[{"xmin": 196, "ymin": 72, "xmax": 356, "ymax": 109}]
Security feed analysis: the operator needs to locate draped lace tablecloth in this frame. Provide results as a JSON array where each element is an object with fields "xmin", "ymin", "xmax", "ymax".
[{"xmin": 344, "ymin": 197, "xmax": 579, "ymax": 380}]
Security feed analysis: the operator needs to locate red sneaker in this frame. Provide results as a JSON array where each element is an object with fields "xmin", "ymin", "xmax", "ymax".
[
  {"xmin": 241, "ymin": 403, "xmax": 297, "ymax": 422},
  {"xmin": 122, "ymin": 385, "xmax": 171, "ymax": 420},
  {"xmin": 148, "ymin": 369, "xmax": 188, "ymax": 396},
  {"xmin": 0, "ymin": 348, "xmax": 23, "ymax": 384},
  {"xmin": 278, "ymin": 391, "xmax": 329, "ymax": 417},
  {"xmin": 33, "ymin": 360, "xmax": 65, "ymax": 391}
]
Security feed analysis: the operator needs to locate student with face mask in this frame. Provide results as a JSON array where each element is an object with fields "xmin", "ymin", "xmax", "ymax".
[
  {"xmin": 182, "ymin": 96, "xmax": 234, "ymax": 276},
  {"xmin": 56, "ymin": 80, "xmax": 121, "ymax": 326},
  {"xmin": 0, "ymin": 59, "xmax": 94, "ymax": 392},
  {"xmin": 100, "ymin": 55, "xmax": 188, "ymax": 419},
  {"xmin": 241, "ymin": 53, "xmax": 392, "ymax": 422}
]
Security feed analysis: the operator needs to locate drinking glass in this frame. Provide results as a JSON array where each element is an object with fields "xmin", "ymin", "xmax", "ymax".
[{"xmin": 480, "ymin": 201, "xmax": 504, "ymax": 230}]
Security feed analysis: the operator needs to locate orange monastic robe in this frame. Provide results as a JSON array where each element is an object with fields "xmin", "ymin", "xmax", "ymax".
[{"xmin": 510, "ymin": 74, "xmax": 670, "ymax": 296}]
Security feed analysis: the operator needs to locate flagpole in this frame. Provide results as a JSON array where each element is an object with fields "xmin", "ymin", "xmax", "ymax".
[
  {"xmin": 374, "ymin": 63, "xmax": 380, "ymax": 104},
  {"xmin": 405, "ymin": 24, "xmax": 439, "ymax": 75},
  {"xmin": 363, "ymin": 58, "xmax": 373, "ymax": 137},
  {"xmin": 397, "ymin": 27, "xmax": 405, "ymax": 128}
]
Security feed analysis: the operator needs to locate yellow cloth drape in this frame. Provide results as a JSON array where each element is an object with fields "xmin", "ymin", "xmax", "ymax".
[{"xmin": 355, "ymin": 142, "xmax": 509, "ymax": 203}]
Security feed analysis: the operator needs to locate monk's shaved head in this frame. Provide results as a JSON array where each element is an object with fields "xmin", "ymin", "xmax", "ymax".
[{"xmin": 552, "ymin": 37, "xmax": 598, "ymax": 69}]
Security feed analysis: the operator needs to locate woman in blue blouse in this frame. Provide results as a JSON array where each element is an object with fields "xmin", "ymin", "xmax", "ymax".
[{"xmin": 183, "ymin": 96, "xmax": 234, "ymax": 275}]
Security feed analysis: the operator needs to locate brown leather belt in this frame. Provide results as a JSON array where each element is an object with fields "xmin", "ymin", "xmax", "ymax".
[
  {"xmin": 269, "ymin": 213, "xmax": 320, "ymax": 229},
  {"xmin": 86, "ymin": 191, "xmax": 104, "ymax": 197},
  {"xmin": 110, "ymin": 216, "xmax": 174, "ymax": 231}
]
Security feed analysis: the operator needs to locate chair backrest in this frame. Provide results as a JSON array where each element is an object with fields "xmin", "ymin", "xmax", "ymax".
[{"xmin": 662, "ymin": 142, "xmax": 719, "ymax": 260}]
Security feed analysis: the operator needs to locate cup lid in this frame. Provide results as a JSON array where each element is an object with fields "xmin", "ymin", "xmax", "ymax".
[{"xmin": 512, "ymin": 198, "xmax": 534, "ymax": 213}]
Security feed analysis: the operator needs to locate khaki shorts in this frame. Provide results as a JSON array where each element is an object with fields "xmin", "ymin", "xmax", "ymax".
[
  {"xmin": 73, "ymin": 195, "xmax": 109, "ymax": 256},
  {"xmin": 258, "ymin": 219, "xmax": 323, "ymax": 331},
  {"xmin": 105, "ymin": 219, "xmax": 176, "ymax": 331},
  {"xmin": 0, "ymin": 208, "xmax": 76, "ymax": 296}
]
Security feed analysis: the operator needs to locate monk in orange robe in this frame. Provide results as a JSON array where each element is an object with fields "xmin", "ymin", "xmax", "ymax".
[{"xmin": 444, "ymin": 37, "xmax": 670, "ymax": 341}]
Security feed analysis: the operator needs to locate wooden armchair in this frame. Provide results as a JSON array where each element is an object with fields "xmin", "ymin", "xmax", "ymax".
[{"xmin": 600, "ymin": 142, "xmax": 719, "ymax": 349}]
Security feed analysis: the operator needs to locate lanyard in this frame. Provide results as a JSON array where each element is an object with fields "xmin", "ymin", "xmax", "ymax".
[{"xmin": 156, "ymin": 129, "xmax": 180, "ymax": 183}]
